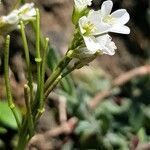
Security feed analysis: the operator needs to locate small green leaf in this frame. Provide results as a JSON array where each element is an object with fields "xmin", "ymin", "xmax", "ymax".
[
  {"xmin": 138, "ymin": 128, "xmax": 147, "ymax": 143},
  {"xmin": 0, "ymin": 101, "xmax": 21, "ymax": 129}
]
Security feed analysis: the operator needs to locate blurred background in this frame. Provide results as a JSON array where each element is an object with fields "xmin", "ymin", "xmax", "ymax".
[{"xmin": 0, "ymin": 0, "xmax": 150, "ymax": 149}]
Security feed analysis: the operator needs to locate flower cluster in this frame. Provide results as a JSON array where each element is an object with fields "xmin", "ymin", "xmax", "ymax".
[
  {"xmin": 0, "ymin": 3, "xmax": 36, "ymax": 34},
  {"xmin": 70, "ymin": 0, "xmax": 130, "ymax": 66}
]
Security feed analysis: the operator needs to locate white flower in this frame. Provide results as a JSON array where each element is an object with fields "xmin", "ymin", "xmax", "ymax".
[
  {"xmin": 74, "ymin": 0, "xmax": 92, "ymax": 11},
  {"xmin": 18, "ymin": 3, "xmax": 36, "ymax": 21},
  {"xmin": 72, "ymin": 0, "xmax": 92, "ymax": 24},
  {"xmin": 73, "ymin": 0, "xmax": 130, "ymax": 59},
  {"xmin": 86, "ymin": 0, "xmax": 130, "ymax": 35},
  {"xmin": 78, "ymin": 15, "xmax": 117, "ymax": 57},
  {"xmin": 82, "ymin": 34, "xmax": 116, "ymax": 56},
  {"xmin": 0, "ymin": 3, "xmax": 36, "ymax": 34},
  {"xmin": 96, "ymin": 34, "xmax": 117, "ymax": 55},
  {"xmin": 1, "ymin": 3, "xmax": 36, "ymax": 25},
  {"xmin": 69, "ymin": 33, "xmax": 116, "ymax": 68},
  {"xmin": 1, "ymin": 10, "xmax": 19, "ymax": 25}
]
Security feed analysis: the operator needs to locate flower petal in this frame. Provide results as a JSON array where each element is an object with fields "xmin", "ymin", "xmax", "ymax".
[
  {"xmin": 83, "ymin": 36, "xmax": 100, "ymax": 52},
  {"xmin": 94, "ymin": 22, "xmax": 111, "ymax": 35},
  {"xmin": 111, "ymin": 9, "xmax": 130, "ymax": 25},
  {"xmin": 19, "ymin": 3, "xmax": 34, "ymax": 12},
  {"xmin": 87, "ymin": 10, "xmax": 111, "ymax": 35},
  {"xmin": 3, "ymin": 10, "xmax": 19, "ymax": 24},
  {"xmin": 101, "ymin": 0, "xmax": 113, "ymax": 16},
  {"xmin": 88, "ymin": 10, "xmax": 101, "ymax": 23},
  {"xmin": 96, "ymin": 34, "xmax": 116, "ymax": 55},
  {"xmin": 20, "ymin": 8, "xmax": 36, "ymax": 21},
  {"xmin": 110, "ymin": 25, "xmax": 130, "ymax": 34},
  {"xmin": 79, "ymin": 16, "xmax": 88, "ymax": 34}
]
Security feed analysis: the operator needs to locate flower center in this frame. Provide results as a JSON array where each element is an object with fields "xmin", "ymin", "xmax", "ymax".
[
  {"xmin": 82, "ymin": 21, "xmax": 96, "ymax": 35},
  {"xmin": 103, "ymin": 15, "xmax": 115, "ymax": 24}
]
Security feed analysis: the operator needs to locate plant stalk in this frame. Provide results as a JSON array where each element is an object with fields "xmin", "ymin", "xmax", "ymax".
[
  {"xmin": 20, "ymin": 21, "xmax": 34, "ymax": 104},
  {"xmin": 24, "ymin": 84, "xmax": 34, "ymax": 137},
  {"xmin": 4, "ymin": 35, "xmax": 21, "ymax": 129}
]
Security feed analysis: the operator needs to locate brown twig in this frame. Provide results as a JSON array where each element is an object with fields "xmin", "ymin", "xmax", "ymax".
[
  {"xmin": 136, "ymin": 142, "xmax": 150, "ymax": 150},
  {"xmin": 58, "ymin": 96, "xmax": 67, "ymax": 124},
  {"xmin": 27, "ymin": 117, "xmax": 78, "ymax": 150},
  {"xmin": 113, "ymin": 65, "xmax": 150, "ymax": 86},
  {"xmin": 89, "ymin": 65, "xmax": 150, "ymax": 109},
  {"xmin": 47, "ymin": 92, "xmax": 67, "ymax": 124},
  {"xmin": 88, "ymin": 91, "xmax": 111, "ymax": 109}
]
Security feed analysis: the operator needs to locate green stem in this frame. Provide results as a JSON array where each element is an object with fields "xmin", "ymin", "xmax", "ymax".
[
  {"xmin": 39, "ymin": 38, "xmax": 49, "ymax": 107},
  {"xmin": 4, "ymin": 35, "xmax": 21, "ymax": 129},
  {"xmin": 44, "ymin": 55, "xmax": 72, "ymax": 93},
  {"xmin": 31, "ymin": 21, "xmax": 46, "ymax": 52},
  {"xmin": 35, "ymin": 9, "xmax": 42, "ymax": 101},
  {"xmin": 44, "ymin": 75, "xmax": 62, "ymax": 99},
  {"xmin": 36, "ymin": 38, "xmax": 49, "ymax": 119},
  {"xmin": 24, "ymin": 84, "xmax": 34, "ymax": 137},
  {"xmin": 36, "ymin": 64, "xmax": 75, "ymax": 120},
  {"xmin": 19, "ymin": 21, "xmax": 34, "ymax": 104},
  {"xmin": 17, "ymin": 118, "xmax": 28, "ymax": 150},
  {"xmin": 44, "ymin": 64, "xmax": 76, "ymax": 99}
]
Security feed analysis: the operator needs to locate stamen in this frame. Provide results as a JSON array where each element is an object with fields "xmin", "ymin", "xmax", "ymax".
[{"xmin": 82, "ymin": 21, "xmax": 96, "ymax": 35}]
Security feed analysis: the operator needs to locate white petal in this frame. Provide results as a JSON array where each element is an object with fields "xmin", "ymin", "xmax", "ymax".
[
  {"xmin": 3, "ymin": 10, "xmax": 19, "ymax": 24},
  {"xmin": 101, "ymin": 0, "xmax": 113, "ymax": 16},
  {"xmin": 79, "ymin": 16, "xmax": 88, "ymax": 34},
  {"xmin": 87, "ymin": 10, "xmax": 111, "ymax": 35},
  {"xmin": 88, "ymin": 10, "xmax": 101, "ymax": 23},
  {"xmin": 21, "ymin": 8, "xmax": 36, "ymax": 21},
  {"xmin": 19, "ymin": 3, "xmax": 34, "ymax": 12},
  {"xmin": 96, "ymin": 34, "xmax": 108, "ymax": 45},
  {"xmin": 96, "ymin": 34, "xmax": 116, "ymax": 55},
  {"xmin": 28, "ymin": 8, "xmax": 36, "ymax": 16},
  {"xmin": 110, "ymin": 25, "xmax": 130, "ymax": 34},
  {"xmin": 100, "ymin": 45, "xmax": 116, "ymax": 55},
  {"xmin": 83, "ymin": 36, "xmax": 100, "ymax": 52},
  {"xmin": 94, "ymin": 22, "xmax": 111, "ymax": 35},
  {"xmin": 111, "ymin": 9, "xmax": 130, "ymax": 25},
  {"xmin": 105, "ymin": 41, "xmax": 116, "ymax": 55}
]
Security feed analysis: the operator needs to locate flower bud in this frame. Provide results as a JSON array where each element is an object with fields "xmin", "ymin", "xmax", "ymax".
[{"xmin": 72, "ymin": 0, "xmax": 92, "ymax": 25}]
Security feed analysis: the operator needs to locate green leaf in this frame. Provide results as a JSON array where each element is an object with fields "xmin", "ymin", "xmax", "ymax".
[
  {"xmin": 95, "ymin": 98, "xmax": 131, "ymax": 115},
  {"xmin": 75, "ymin": 121, "xmax": 93, "ymax": 134},
  {"xmin": 47, "ymin": 47, "xmax": 59, "ymax": 71},
  {"xmin": 105, "ymin": 133, "xmax": 128, "ymax": 149},
  {"xmin": 0, "ymin": 101, "xmax": 21, "ymax": 129},
  {"xmin": 129, "ymin": 104, "xmax": 144, "ymax": 131},
  {"xmin": 137, "ymin": 128, "xmax": 147, "ymax": 143}
]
